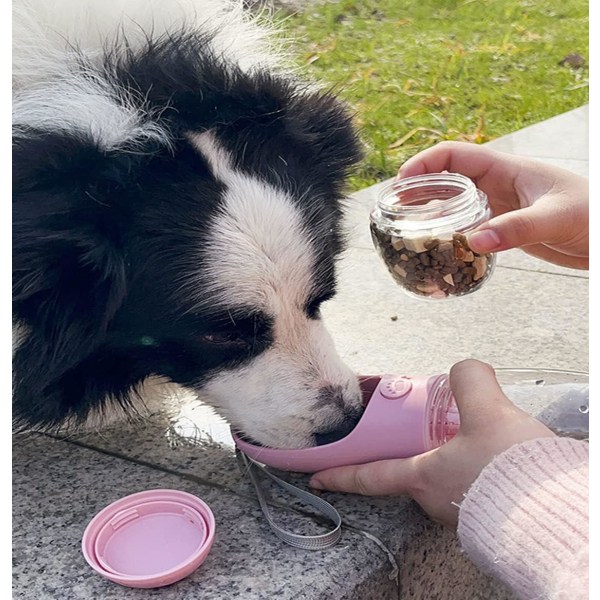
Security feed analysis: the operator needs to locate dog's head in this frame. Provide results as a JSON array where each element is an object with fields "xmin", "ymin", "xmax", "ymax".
[{"xmin": 12, "ymin": 32, "xmax": 364, "ymax": 448}]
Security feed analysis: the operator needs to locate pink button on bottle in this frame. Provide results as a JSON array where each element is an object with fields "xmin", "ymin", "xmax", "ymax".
[{"xmin": 379, "ymin": 376, "xmax": 413, "ymax": 399}]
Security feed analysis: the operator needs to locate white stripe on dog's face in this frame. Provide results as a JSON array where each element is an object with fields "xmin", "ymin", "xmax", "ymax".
[
  {"xmin": 189, "ymin": 131, "xmax": 361, "ymax": 448},
  {"xmin": 192, "ymin": 131, "xmax": 319, "ymax": 312}
]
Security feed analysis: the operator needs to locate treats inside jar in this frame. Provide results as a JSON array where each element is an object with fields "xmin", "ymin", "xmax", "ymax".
[{"xmin": 370, "ymin": 225, "xmax": 495, "ymax": 299}]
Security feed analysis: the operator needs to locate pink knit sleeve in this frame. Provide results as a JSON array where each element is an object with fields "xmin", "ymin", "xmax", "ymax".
[{"xmin": 457, "ymin": 437, "xmax": 589, "ymax": 600}]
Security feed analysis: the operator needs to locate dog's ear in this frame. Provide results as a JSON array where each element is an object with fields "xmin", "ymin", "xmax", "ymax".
[
  {"xmin": 12, "ymin": 131, "xmax": 151, "ymax": 428},
  {"xmin": 283, "ymin": 88, "xmax": 363, "ymax": 187},
  {"xmin": 108, "ymin": 34, "xmax": 363, "ymax": 188}
]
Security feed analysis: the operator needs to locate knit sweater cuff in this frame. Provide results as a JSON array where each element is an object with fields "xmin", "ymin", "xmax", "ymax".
[{"xmin": 457, "ymin": 437, "xmax": 589, "ymax": 600}]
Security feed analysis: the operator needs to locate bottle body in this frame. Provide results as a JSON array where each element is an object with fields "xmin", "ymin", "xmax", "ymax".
[
  {"xmin": 425, "ymin": 374, "xmax": 461, "ymax": 448},
  {"xmin": 425, "ymin": 371, "xmax": 589, "ymax": 448},
  {"xmin": 369, "ymin": 173, "xmax": 496, "ymax": 300}
]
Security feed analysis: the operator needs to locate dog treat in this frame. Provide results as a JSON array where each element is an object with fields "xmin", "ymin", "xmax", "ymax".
[{"xmin": 370, "ymin": 225, "xmax": 495, "ymax": 299}]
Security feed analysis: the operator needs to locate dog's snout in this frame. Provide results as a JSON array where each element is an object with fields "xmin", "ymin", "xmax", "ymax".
[
  {"xmin": 312, "ymin": 383, "xmax": 363, "ymax": 445},
  {"xmin": 314, "ymin": 408, "xmax": 363, "ymax": 446},
  {"xmin": 315, "ymin": 384, "xmax": 349, "ymax": 410}
]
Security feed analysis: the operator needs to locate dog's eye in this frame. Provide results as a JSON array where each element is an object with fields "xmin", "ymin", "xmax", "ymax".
[
  {"xmin": 306, "ymin": 291, "xmax": 335, "ymax": 319},
  {"xmin": 306, "ymin": 301, "xmax": 322, "ymax": 319},
  {"xmin": 200, "ymin": 332, "xmax": 249, "ymax": 348}
]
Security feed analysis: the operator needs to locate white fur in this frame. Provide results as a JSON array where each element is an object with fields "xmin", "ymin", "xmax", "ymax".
[
  {"xmin": 12, "ymin": 74, "xmax": 173, "ymax": 152},
  {"xmin": 13, "ymin": 0, "xmax": 280, "ymax": 88},
  {"xmin": 12, "ymin": 323, "xmax": 30, "ymax": 355},
  {"xmin": 12, "ymin": 0, "xmax": 282, "ymax": 150},
  {"xmin": 59, "ymin": 376, "xmax": 193, "ymax": 434},
  {"xmin": 190, "ymin": 131, "xmax": 322, "ymax": 310},
  {"xmin": 198, "ymin": 328, "xmax": 361, "ymax": 448},
  {"xmin": 190, "ymin": 131, "xmax": 361, "ymax": 448}
]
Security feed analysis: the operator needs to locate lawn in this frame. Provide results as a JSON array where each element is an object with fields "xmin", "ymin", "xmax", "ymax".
[{"xmin": 272, "ymin": 0, "xmax": 589, "ymax": 190}]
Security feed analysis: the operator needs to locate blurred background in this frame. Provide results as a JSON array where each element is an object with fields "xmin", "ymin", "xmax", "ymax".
[{"xmin": 249, "ymin": 0, "xmax": 589, "ymax": 190}]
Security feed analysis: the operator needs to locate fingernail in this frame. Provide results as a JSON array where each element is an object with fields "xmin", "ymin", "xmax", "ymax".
[
  {"xmin": 309, "ymin": 478, "xmax": 324, "ymax": 490},
  {"xmin": 467, "ymin": 229, "xmax": 501, "ymax": 252}
]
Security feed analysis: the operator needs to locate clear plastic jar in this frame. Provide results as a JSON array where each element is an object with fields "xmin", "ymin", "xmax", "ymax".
[{"xmin": 369, "ymin": 173, "xmax": 496, "ymax": 300}]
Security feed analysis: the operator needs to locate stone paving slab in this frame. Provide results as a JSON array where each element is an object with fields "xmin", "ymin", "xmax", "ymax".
[
  {"xmin": 12, "ymin": 434, "xmax": 398, "ymax": 600},
  {"xmin": 13, "ymin": 431, "xmax": 514, "ymax": 599}
]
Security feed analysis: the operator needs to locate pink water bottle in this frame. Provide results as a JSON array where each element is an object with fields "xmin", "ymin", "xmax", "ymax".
[
  {"xmin": 232, "ymin": 372, "xmax": 588, "ymax": 473},
  {"xmin": 233, "ymin": 374, "xmax": 463, "ymax": 472}
]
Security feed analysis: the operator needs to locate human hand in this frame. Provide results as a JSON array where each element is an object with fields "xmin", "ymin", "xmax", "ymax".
[
  {"xmin": 397, "ymin": 142, "xmax": 588, "ymax": 269},
  {"xmin": 309, "ymin": 359, "xmax": 555, "ymax": 528}
]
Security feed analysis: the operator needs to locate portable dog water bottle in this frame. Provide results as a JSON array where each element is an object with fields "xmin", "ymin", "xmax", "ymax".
[
  {"xmin": 233, "ymin": 371, "xmax": 589, "ymax": 473},
  {"xmin": 232, "ymin": 369, "xmax": 588, "ymax": 550},
  {"xmin": 233, "ymin": 374, "xmax": 458, "ymax": 472}
]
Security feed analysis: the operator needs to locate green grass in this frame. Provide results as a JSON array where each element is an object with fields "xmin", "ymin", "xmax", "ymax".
[{"xmin": 273, "ymin": 0, "xmax": 589, "ymax": 190}]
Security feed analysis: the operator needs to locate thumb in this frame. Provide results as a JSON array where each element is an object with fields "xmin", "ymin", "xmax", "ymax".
[
  {"xmin": 448, "ymin": 359, "xmax": 515, "ymax": 431},
  {"xmin": 309, "ymin": 454, "xmax": 425, "ymax": 496},
  {"xmin": 467, "ymin": 203, "xmax": 563, "ymax": 254}
]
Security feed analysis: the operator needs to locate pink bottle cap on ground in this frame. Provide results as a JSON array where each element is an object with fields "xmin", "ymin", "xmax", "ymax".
[{"xmin": 82, "ymin": 489, "xmax": 215, "ymax": 588}]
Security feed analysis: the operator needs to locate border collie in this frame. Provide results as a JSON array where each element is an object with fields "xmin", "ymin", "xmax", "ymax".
[{"xmin": 12, "ymin": 0, "xmax": 365, "ymax": 449}]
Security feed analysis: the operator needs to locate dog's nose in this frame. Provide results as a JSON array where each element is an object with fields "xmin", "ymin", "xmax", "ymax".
[{"xmin": 314, "ymin": 408, "xmax": 363, "ymax": 446}]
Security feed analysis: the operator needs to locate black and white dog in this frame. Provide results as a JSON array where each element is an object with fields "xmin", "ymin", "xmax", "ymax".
[{"xmin": 12, "ymin": 0, "xmax": 364, "ymax": 449}]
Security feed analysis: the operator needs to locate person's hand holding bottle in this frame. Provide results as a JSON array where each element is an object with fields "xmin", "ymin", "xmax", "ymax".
[{"xmin": 310, "ymin": 359, "xmax": 555, "ymax": 528}]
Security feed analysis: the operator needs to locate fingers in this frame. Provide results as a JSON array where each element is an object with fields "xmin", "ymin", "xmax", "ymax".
[
  {"xmin": 467, "ymin": 202, "xmax": 577, "ymax": 254},
  {"xmin": 467, "ymin": 206, "xmax": 547, "ymax": 252},
  {"xmin": 399, "ymin": 143, "xmax": 589, "ymax": 267},
  {"xmin": 448, "ymin": 360, "xmax": 511, "ymax": 430},
  {"xmin": 310, "ymin": 455, "xmax": 423, "ymax": 496},
  {"xmin": 397, "ymin": 141, "xmax": 501, "ymax": 182},
  {"xmin": 450, "ymin": 360, "xmax": 557, "ymax": 451}
]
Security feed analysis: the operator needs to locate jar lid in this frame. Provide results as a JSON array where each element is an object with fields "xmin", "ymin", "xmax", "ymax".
[{"xmin": 82, "ymin": 489, "xmax": 215, "ymax": 589}]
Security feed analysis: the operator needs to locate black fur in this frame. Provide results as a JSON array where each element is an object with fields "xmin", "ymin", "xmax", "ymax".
[{"xmin": 12, "ymin": 28, "xmax": 362, "ymax": 431}]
